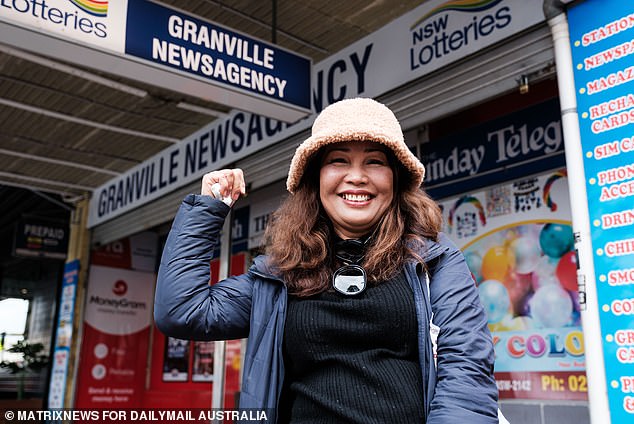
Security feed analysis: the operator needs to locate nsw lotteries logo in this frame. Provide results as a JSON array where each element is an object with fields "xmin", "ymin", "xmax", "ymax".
[
  {"xmin": 2, "ymin": 0, "xmax": 110, "ymax": 39},
  {"xmin": 410, "ymin": 0, "xmax": 503, "ymax": 29},
  {"xmin": 112, "ymin": 279, "xmax": 128, "ymax": 296},
  {"xmin": 408, "ymin": 0, "xmax": 511, "ymax": 70},
  {"xmin": 69, "ymin": 0, "xmax": 108, "ymax": 17}
]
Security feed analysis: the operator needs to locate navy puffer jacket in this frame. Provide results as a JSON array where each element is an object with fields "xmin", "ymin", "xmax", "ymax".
[{"xmin": 154, "ymin": 194, "xmax": 498, "ymax": 423}]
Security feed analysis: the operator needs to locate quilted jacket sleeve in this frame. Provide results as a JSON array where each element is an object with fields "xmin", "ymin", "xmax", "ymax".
[
  {"xmin": 154, "ymin": 194, "xmax": 253, "ymax": 341},
  {"xmin": 427, "ymin": 233, "xmax": 498, "ymax": 424}
]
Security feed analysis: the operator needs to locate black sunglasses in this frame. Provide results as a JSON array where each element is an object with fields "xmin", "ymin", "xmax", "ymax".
[
  {"xmin": 333, "ymin": 264, "xmax": 366, "ymax": 295},
  {"xmin": 332, "ymin": 236, "xmax": 372, "ymax": 296}
]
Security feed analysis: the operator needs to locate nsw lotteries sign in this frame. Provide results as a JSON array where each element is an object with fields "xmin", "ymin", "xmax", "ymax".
[
  {"xmin": 0, "ymin": 0, "xmax": 311, "ymax": 121},
  {"xmin": 568, "ymin": 0, "xmax": 634, "ymax": 420}
]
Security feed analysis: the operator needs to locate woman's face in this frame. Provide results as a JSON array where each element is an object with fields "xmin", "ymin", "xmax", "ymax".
[{"xmin": 319, "ymin": 140, "xmax": 394, "ymax": 239}]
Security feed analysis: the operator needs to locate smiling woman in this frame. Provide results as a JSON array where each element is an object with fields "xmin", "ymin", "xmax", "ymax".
[
  {"xmin": 318, "ymin": 141, "xmax": 394, "ymax": 239},
  {"xmin": 155, "ymin": 98, "xmax": 499, "ymax": 423}
]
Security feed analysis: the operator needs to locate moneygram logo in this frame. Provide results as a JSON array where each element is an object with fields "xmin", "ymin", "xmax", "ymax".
[
  {"xmin": 69, "ymin": 0, "xmax": 109, "ymax": 17},
  {"xmin": 410, "ymin": 0, "xmax": 503, "ymax": 29},
  {"xmin": 112, "ymin": 279, "xmax": 128, "ymax": 296}
]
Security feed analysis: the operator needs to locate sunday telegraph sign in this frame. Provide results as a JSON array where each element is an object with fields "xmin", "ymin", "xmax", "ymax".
[
  {"xmin": 568, "ymin": 0, "xmax": 634, "ymax": 420},
  {"xmin": 87, "ymin": 0, "xmax": 545, "ymax": 227},
  {"xmin": 421, "ymin": 99, "xmax": 565, "ymax": 200}
]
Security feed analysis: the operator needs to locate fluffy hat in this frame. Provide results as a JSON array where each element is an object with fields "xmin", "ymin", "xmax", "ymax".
[{"xmin": 286, "ymin": 97, "xmax": 425, "ymax": 193}]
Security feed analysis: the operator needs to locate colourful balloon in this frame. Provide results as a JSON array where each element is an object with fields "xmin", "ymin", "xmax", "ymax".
[
  {"xmin": 478, "ymin": 279, "xmax": 511, "ymax": 324},
  {"xmin": 556, "ymin": 251, "xmax": 578, "ymax": 292},
  {"xmin": 531, "ymin": 255, "xmax": 559, "ymax": 291},
  {"xmin": 488, "ymin": 310, "xmax": 537, "ymax": 331},
  {"xmin": 500, "ymin": 315, "xmax": 535, "ymax": 331},
  {"xmin": 512, "ymin": 316, "xmax": 535, "ymax": 331},
  {"xmin": 568, "ymin": 289, "xmax": 581, "ymax": 313},
  {"xmin": 511, "ymin": 236, "xmax": 541, "ymax": 274},
  {"xmin": 568, "ymin": 290, "xmax": 582, "ymax": 326},
  {"xmin": 518, "ymin": 290, "xmax": 534, "ymax": 317},
  {"xmin": 488, "ymin": 313, "xmax": 514, "ymax": 332},
  {"xmin": 481, "ymin": 246, "xmax": 515, "ymax": 282},
  {"xmin": 506, "ymin": 272, "xmax": 533, "ymax": 316},
  {"xmin": 465, "ymin": 251, "xmax": 483, "ymax": 283},
  {"xmin": 529, "ymin": 284, "xmax": 573, "ymax": 328},
  {"xmin": 539, "ymin": 223, "xmax": 574, "ymax": 259}
]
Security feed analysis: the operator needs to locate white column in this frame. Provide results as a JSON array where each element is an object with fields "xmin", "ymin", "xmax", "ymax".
[{"xmin": 547, "ymin": 12, "xmax": 610, "ymax": 424}]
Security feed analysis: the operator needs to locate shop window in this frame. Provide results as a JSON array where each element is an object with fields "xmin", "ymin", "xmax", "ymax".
[{"xmin": 0, "ymin": 298, "xmax": 29, "ymax": 363}]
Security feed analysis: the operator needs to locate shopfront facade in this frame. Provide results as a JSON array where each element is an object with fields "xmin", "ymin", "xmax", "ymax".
[{"xmin": 38, "ymin": 1, "xmax": 621, "ymax": 423}]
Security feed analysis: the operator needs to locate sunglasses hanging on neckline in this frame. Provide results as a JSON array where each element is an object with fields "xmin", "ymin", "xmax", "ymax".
[
  {"xmin": 332, "ymin": 264, "xmax": 367, "ymax": 295},
  {"xmin": 332, "ymin": 235, "xmax": 372, "ymax": 296}
]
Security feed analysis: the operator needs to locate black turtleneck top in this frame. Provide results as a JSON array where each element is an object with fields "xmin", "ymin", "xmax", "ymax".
[{"xmin": 278, "ymin": 271, "xmax": 425, "ymax": 424}]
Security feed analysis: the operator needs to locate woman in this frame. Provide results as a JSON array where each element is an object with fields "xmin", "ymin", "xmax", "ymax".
[{"xmin": 154, "ymin": 98, "xmax": 499, "ymax": 423}]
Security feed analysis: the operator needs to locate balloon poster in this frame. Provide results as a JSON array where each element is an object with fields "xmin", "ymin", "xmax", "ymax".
[{"xmin": 439, "ymin": 170, "xmax": 588, "ymax": 400}]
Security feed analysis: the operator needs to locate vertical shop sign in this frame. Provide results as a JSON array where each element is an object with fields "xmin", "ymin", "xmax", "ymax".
[
  {"xmin": 568, "ymin": 1, "xmax": 634, "ymax": 420},
  {"xmin": 439, "ymin": 172, "xmax": 588, "ymax": 400},
  {"xmin": 48, "ymin": 259, "xmax": 79, "ymax": 408}
]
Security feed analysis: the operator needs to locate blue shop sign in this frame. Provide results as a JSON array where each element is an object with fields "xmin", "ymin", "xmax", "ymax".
[
  {"xmin": 421, "ymin": 98, "xmax": 565, "ymax": 200},
  {"xmin": 569, "ymin": 0, "xmax": 634, "ymax": 421},
  {"xmin": 125, "ymin": 0, "xmax": 311, "ymax": 110}
]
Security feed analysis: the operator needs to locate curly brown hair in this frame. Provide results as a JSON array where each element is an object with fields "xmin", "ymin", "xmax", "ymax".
[{"xmin": 264, "ymin": 152, "xmax": 442, "ymax": 297}]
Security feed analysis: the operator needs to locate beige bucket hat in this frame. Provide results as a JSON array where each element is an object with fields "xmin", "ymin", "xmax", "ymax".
[{"xmin": 286, "ymin": 97, "xmax": 425, "ymax": 193}]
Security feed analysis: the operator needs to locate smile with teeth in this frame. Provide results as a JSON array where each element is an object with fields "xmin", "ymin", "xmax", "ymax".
[{"xmin": 341, "ymin": 193, "xmax": 372, "ymax": 202}]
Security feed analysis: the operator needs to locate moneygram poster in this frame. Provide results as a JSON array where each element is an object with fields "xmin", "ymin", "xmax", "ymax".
[
  {"xmin": 75, "ymin": 233, "xmax": 157, "ymax": 408},
  {"xmin": 75, "ymin": 265, "xmax": 155, "ymax": 408},
  {"xmin": 568, "ymin": 0, "xmax": 634, "ymax": 419},
  {"xmin": 439, "ymin": 172, "xmax": 588, "ymax": 400}
]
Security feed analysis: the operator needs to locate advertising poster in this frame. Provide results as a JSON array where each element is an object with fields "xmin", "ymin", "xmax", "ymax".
[
  {"xmin": 13, "ymin": 218, "xmax": 69, "ymax": 260},
  {"xmin": 224, "ymin": 339, "xmax": 243, "ymax": 407},
  {"xmin": 568, "ymin": 0, "xmax": 634, "ymax": 419},
  {"xmin": 90, "ymin": 232, "xmax": 158, "ymax": 271},
  {"xmin": 192, "ymin": 341, "xmax": 215, "ymax": 383},
  {"xmin": 162, "ymin": 337, "xmax": 190, "ymax": 382},
  {"xmin": 439, "ymin": 171, "xmax": 588, "ymax": 400},
  {"xmin": 47, "ymin": 259, "xmax": 79, "ymax": 408},
  {"xmin": 74, "ymin": 265, "xmax": 155, "ymax": 408}
]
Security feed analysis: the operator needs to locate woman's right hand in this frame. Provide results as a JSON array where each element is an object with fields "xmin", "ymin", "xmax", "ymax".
[{"xmin": 201, "ymin": 169, "xmax": 246, "ymax": 205}]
